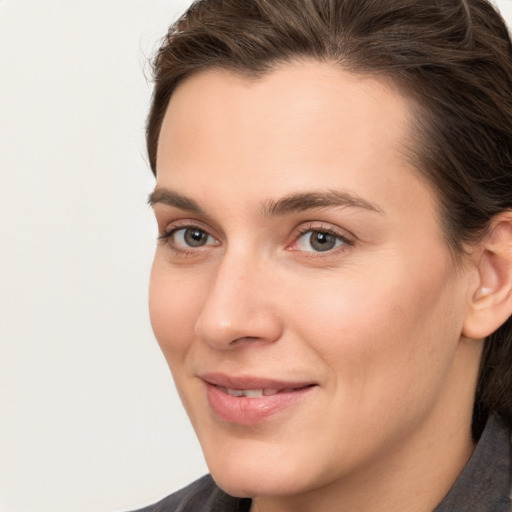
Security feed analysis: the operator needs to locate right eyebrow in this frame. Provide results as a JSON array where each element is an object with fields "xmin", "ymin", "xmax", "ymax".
[{"xmin": 147, "ymin": 187, "xmax": 205, "ymax": 215}]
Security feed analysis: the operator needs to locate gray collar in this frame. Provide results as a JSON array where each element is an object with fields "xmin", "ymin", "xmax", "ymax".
[{"xmin": 433, "ymin": 414, "xmax": 511, "ymax": 512}]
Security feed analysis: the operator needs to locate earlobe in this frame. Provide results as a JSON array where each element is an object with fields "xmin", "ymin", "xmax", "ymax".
[{"xmin": 463, "ymin": 212, "xmax": 512, "ymax": 340}]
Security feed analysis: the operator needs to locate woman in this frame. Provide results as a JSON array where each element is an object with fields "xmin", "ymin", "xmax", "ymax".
[{"xmin": 134, "ymin": 0, "xmax": 512, "ymax": 510}]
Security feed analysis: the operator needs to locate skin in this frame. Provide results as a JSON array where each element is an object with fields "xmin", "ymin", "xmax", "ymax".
[{"xmin": 149, "ymin": 61, "xmax": 484, "ymax": 512}]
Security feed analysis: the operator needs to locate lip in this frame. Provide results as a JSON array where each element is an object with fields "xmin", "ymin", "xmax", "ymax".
[{"xmin": 201, "ymin": 373, "xmax": 317, "ymax": 426}]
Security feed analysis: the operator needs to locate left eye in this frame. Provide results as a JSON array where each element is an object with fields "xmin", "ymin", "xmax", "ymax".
[
  {"xmin": 172, "ymin": 227, "xmax": 216, "ymax": 248},
  {"xmin": 295, "ymin": 230, "xmax": 346, "ymax": 252}
]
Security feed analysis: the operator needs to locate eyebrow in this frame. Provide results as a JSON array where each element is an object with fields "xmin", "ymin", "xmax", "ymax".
[
  {"xmin": 262, "ymin": 190, "xmax": 384, "ymax": 216},
  {"xmin": 148, "ymin": 187, "xmax": 384, "ymax": 217},
  {"xmin": 148, "ymin": 188, "xmax": 205, "ymax": 214}
]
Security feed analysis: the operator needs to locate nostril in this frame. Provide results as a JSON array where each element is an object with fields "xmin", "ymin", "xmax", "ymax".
[{"xmin": 230, "ymin": 336, "xmax": 263, "ymax": 344}]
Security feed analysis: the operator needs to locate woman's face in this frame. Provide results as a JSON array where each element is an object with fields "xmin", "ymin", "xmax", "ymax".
[{"xmin": 149, "ymin": 62, "xmax": 479, "ymax": 501}]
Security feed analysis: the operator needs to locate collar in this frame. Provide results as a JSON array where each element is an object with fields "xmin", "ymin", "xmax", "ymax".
[{"xmin": 433, "ymin": 414, "xmax": 511, "ymax": 512}]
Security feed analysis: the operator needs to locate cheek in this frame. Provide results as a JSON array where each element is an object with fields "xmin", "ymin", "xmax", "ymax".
[
  {"xmin": 148, "ymin": 257, "xmax": 202, "ymax": 362},
  {"xmin": 286, "ymin": 256, "xmax": 463, "ymax": 415}
]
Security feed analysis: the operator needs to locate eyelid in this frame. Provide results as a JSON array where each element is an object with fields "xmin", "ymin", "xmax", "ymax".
[
  {"xmin": 158, "ymin": 218, "xmax": 216, "ymax": 238},
  {"xmin": 154, "ymin": 208, "xmax": 225, "ymax": 238}
]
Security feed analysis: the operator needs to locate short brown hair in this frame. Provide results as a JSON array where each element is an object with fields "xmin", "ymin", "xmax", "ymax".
[{"xmin": 147, "ymin": 0, "xmax": 512, "ymax": 434}]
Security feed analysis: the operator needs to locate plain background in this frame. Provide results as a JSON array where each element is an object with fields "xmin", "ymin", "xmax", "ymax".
[{"xmin": 1, "ymin": 1, "xmax": 512, "ymax": 511}]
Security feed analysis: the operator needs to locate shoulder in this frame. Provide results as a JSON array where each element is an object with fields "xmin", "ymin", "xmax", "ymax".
[{"xmin": 126, "ymin": 474, "xmax": 249, "ymax": 512}]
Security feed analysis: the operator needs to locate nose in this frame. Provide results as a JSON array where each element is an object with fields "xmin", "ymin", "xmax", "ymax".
[{"xmin": 194, "ymin": 252, "xmax": 283, "ymax": 350}]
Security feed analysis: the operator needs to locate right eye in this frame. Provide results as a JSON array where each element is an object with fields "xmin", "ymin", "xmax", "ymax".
[{"xmin": 160, "ymin": 226, "xmax": 218, "ymax": 250}]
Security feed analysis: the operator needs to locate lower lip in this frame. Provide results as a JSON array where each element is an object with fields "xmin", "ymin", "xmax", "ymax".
[{"xmin": 205, "ymin": 383, "xmax": 314, "ymax": 426}]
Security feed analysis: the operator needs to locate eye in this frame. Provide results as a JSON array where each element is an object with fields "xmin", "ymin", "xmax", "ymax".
[
  {"xmin": 177, "ymin": 227, "xmax": 212, "ymax": 247},
  {"xmin": 294, "ymin": 229, "xmax": 349, "ymax": 253},
  {"xmin": 160, "ymin": 226, "xmax": 217, "ymax": 249}
]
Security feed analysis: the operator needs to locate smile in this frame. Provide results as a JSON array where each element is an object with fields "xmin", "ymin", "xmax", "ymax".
[{"xmin": 201, "ymin": 374, "xmax": 317, "ymax": 425}]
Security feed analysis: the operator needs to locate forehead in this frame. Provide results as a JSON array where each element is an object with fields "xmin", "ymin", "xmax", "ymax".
[
  {"xmin": 156, "ymin": 61, "xmax": 435, "ymax": 221},
  {"xmin": 157, "ymin": 61, "xmax": 416, "ymax": 175}
]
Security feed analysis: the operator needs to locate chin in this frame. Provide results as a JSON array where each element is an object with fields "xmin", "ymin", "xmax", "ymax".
[
  {"xmin": 203, "ymin": 442, "xmax": 325, "ymax": 499},
  {"xmin": 210, "ymin": 467, "xmax": 302, "ymax": 499}
]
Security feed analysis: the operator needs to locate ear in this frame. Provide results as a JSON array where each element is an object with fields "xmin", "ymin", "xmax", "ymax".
[{"xmin": 463, "ymin": 212, "xmax": 512, "ymax": 340}]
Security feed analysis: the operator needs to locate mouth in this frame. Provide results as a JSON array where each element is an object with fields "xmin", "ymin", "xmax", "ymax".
[{"xmin": 200, "ymin": 373, "xmax": 317, "ymax": 425}]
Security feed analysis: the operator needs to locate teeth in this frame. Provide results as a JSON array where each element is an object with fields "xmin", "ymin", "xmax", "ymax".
[
  {"xmin": 226, "ymin": 388, "xmax": 245, "ymax": 397},
  {"xmin": 242, "ymin": 389, "xmax": 263, "ymax": 398},
  {"xmin": 223, "ymin": 388, "xmax": 285, "ymax": 398}
]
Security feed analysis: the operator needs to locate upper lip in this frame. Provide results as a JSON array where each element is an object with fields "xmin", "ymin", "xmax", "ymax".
[{"xmin": 200, "ymin": 372, "xmax": 316, "ymax": 390}]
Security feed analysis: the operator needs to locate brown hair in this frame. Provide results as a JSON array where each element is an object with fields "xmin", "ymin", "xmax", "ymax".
[{"xmin": 147, "ymin": 0, "xmax": 512, "ymax": 435}]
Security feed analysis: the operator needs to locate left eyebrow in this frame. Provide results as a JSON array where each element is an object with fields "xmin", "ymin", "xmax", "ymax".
[{"xmin": 262, "ymin": 190, "xmax": 384, "ymax": 216}]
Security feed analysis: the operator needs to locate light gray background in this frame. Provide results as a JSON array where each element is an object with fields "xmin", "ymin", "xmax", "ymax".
[{"xmin": 1, "ymin": 1, "xmax": 511, "ymax": 511}]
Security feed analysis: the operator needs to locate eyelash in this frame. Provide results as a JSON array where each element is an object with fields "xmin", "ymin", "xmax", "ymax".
[{"xmin": 157, "ymin": 222, "xmax": 354, "ymax": 256}]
